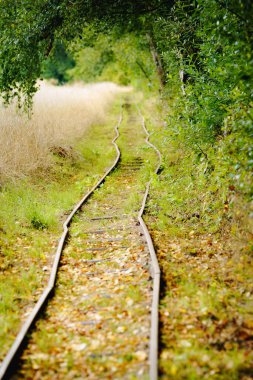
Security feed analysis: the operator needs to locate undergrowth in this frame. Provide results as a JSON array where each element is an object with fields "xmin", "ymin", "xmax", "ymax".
[
  {"xmin": 0, "ymin": 98, "xmax": 122, "ymax": 361},
  {"xmin": 140, "ymin": 6, "xmax": 253, "ymax": 375},
  {"xmin": 141, "ymin": 86, "xmax": 253, "ymax": 379}
]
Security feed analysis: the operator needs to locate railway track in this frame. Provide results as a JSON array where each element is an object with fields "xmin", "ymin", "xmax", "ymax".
[{"xmin": 0, "ymin": 101, "xmax": 161, "ymax": 380}]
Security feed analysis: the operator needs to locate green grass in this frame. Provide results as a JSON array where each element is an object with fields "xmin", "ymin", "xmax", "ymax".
[{"xmin": 0, "ymin": 99, "xmax": 122, "ymax": 361}]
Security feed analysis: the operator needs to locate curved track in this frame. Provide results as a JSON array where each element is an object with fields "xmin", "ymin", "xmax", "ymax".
[{"xmin": 0, "ymin": 102, "xmax": 161, "ymax": 380}]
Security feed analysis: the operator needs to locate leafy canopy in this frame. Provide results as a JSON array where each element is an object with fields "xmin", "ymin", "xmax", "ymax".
[{"xmin": 0, "ymin": 0, "xmax": 171, "ymax": 107}]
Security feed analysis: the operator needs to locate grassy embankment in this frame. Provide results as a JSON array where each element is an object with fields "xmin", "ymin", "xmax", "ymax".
[
  {"xmin": 140, "ymin": 87, "xmax": 253, "ymax": 379},
  {"xmin": 0, "ymin": 82, "xmax": 127, "ymax": 361}
]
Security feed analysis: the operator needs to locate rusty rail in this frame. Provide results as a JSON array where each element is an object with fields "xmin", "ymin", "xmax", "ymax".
[{"xmin": 138, "ymin": 108, "xmax": 162, "ymax": 380}]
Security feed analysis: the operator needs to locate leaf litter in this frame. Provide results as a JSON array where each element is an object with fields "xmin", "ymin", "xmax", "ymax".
[{"xmin": 15, "ymin": 103, "xmax": 156, "ymax": 379}]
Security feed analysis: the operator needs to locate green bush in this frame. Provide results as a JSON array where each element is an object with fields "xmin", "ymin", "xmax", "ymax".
[{"xmin": 152, "ymin": 0, "xmax": 252, "ymax": 197}]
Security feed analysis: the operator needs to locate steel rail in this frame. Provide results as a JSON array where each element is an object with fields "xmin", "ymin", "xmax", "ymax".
[
  {"xmin": 138, "ymin": 108, "xmax": 162, "ymax": 380},
  {"xmin": 0, "ymin": 114, "xmax": 122, "ymax": 380}
]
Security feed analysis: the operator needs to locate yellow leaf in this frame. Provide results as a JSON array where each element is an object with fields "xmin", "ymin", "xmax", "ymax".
[{"xmin": 135, "ymin": 351, "xmax": 147, "ymax": 361}]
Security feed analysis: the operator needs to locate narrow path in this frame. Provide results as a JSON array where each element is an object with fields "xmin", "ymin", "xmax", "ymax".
[{"xmin": 12, "ymin": 102, "xmax": 157, "ymax": 379}]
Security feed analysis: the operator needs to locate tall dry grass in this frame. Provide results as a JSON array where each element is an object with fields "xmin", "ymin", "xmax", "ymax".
[{"xmin": 0, "ymin": 82, "xmax": 128, "ymax": 180}]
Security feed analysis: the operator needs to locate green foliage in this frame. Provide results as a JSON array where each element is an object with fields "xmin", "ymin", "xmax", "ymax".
[
  {"xmin": 69, "ymin": 31, "xmax": 157, "ymax": 89},
  {"xmin": 152, "ymin": 0, "xmax": 253, "ymax": 197},
  {"xmin": 0, "ymin": 0, "xmax": 171, "ymax": 106},
  {"xmin": 42, "ymin": 41, "xmax": 75, "ymax": 84},
  {"xmin": 0, "ymin": 0, "xmax": 67, "ymax": 107}
]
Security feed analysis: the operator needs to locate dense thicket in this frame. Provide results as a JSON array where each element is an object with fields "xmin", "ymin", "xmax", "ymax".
[
  {"xmin": 154, "ymin": 0, "xmax": 252, "ymax": 141},
  {"xmin": 153, "ymin": 0, "xmax": 252, "ymax": 196}
]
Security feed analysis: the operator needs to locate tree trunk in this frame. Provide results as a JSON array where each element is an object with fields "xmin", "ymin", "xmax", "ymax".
[{"xmin": 146, "ymin": 33, "xmax": 166, "ymax": 87}]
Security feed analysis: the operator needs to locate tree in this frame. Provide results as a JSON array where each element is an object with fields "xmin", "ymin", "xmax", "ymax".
[
  {"xmin": 0, "ymin": 0, "xmax": 173, "ymax": 107},
  {"xmin": 42, "ymin": 41, "xmax": 75, "ymax": 84}
]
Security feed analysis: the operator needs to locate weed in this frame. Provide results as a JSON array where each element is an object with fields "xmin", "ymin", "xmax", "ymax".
[{"xmin": 31, "ymin": 217, "xmax": 48, "ymax": 230}]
